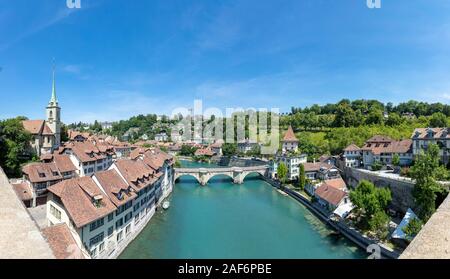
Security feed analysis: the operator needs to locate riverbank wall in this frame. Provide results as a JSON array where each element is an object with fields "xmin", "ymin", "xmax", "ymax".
[{"xmin": 341, "ymin": 166, "xmax": 415, "ymax": 214}]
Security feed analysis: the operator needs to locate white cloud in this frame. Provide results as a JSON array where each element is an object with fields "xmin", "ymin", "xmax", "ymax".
[{"xmin": 62, "ymin": 65, "xmax": 82, "ymax": 74}]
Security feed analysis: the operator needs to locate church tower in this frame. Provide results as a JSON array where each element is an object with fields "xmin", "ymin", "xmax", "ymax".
[{"xmin": 46, "ymin": 66, "xmax": 61, "ymax": 146}]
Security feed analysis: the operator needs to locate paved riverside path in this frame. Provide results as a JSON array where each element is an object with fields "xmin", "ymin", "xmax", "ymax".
[{"xmin": 0, "ymin": 167, "xmax": 54, "ymax": 259}]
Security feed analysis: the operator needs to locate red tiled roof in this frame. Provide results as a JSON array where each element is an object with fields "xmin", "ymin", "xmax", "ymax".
[
  {"xmin": 322, "ymin": 178, "xmax": 346, "ymax": 191},
  {"xmin": 412, "ymin": 128, "xmax": 450, "ymax": 139},
  {"xmin": 12, "ymin": 182, "xmax": 33, "ymax": 201},
  {"xmin": 63, "ymin": 141, "xmax": 108, "ymax": 163},
  {"xmin": 194, "ymin": 148, "xmax": 215, "ymax": 157},
  {"xmin": 22, "ymin": 120, "xmax": 45, "ymax": 135},
  {"xmin": 42, "ymin": 224, "xmax": 84, "ymax": 259},
  {"xmin": 385, "ymin": 139, "xmax": 412, "ymax": 154},
  {"xmin": 53, "ymin": 154, "xmax": 77, "ymax": 173},
  {"xmin": 361, "ymin": 136, "xmax": 412, "ymax": 155},
  {"xmin": 344, "ymin": 144, "xmax": 360, "ymax": 152},
  {"xmin": 315, "ymin": 184, "xmax": 347, "ymax": 206},
  {"xmin": 42, "ymin": 124, "xmax": 54, "ymax": 135},
  {"xmin": 68, "ymin": 130, "xmax": 90, "ymax": 141},
  {"xmin": 94, "ymin": 169, "xmax": 136, "ymax": 207},
  {"xmin": 303, "ymin": 162, "xmax": 334, "ymax": 172},
  {"xmin": 22, "ymin": 162, "xmax": 62, "ymax": 183},
  {"xmin": 114, "ymin": 159, "xmax": 155, "ymax": 191},
  {"xmin": 366, "ymin": 135, "xmax": 395, "ymax": 143},
  {"xmin": 48, "ymin": 177, "xmax": 116, "ymax": 228},
  {"xmin": 283, "ymin": 126, "xmax": 298, "ymax": 142}
]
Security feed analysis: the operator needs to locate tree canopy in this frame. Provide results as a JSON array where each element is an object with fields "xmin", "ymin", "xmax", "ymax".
[
  {"xmin": 409, "ymin": 144, "xmax": 447, "ymax": 221},
  {"xmin": 277, "ymin": 162, "xmax": 288, "ymax": 183},
  {"xmin": 0, "ymin": 117, "xmax": 34, "ymax": 177}
]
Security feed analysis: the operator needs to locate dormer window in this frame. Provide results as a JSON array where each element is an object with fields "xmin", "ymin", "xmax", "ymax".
[
  {"xmin": 117, "ymin": 191, "xmax": 123, "ymax": 200},
  {"xmin": 39, "ymin": 172, "xmax": 46, "ymax": 178},
  {"xmin": 52, "ymin": 171, "xmax": 59, "ymax": 176}
]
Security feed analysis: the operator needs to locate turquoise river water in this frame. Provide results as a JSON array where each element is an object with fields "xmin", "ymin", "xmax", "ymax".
[{"xmin": 119, "ymin": 161, "xmax": 366, "ymax": 259}]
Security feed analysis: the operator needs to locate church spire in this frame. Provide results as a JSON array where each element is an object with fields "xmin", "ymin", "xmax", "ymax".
[{"xmin": 50, "ymin": 60, "xmax": 58, "ymax": 106}]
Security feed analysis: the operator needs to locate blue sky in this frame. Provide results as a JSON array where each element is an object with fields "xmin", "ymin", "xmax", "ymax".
[{"xmin": 0, "ymin": 0, "xmax": 450, "ymax": 123}]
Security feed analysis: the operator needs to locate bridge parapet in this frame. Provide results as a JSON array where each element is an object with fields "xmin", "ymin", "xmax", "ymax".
[{"xmin": 174, "ymin": 165, "xmax": 268, "ymax": 186}]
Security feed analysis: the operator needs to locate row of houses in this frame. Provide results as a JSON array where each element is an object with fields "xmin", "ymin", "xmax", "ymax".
[
  {"xmin": 342, "ymin": 128, "xmax": 450, "ymax": 169},
  {"xmin": 12, "ymin": 133, "xmax": 143, "ymax": 208},
  {"xmin": 44, "ymin": 149, "xmax": 174, "ymax": 259}
]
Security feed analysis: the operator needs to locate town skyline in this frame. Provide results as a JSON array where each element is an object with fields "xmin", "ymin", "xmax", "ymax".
[{"xmin": 1, "ymin": 0, "xmax": 450, "ymax": 123}]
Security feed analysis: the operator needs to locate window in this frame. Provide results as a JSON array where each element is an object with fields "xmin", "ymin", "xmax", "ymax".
[
  {"xmin": 135, "ymin": 213, "xmax": 140, "ymax": 225},
  {"xmin": 115, "ymin": 218, "xmax": 123, "ymax": 229},
  {"xmin": 50, "ymin": 204, "xmax": 61, "ymax": 220},
  {"xmin": 107, "ymin": 226, "xmax": 114, "ymax": 237},
  {"xmin": 99, "ymin": 242, "xmax": 105, "ymax": 253},
  {"xmin": 90, "ymin": 218, "xmax": 104, "ymax": 231},
  {"xmin": 89, "ymin": 232, "xmax": 104, "ymax": 247},
  {"xmin": 108, "ymin": 213, "xmax": 113, "ymax": 222},
  {"xmin": 124, "ymin": 212, "xmax": 133, "ymax": 223},
  {"xmin": 117, "ymin": 231, "xmax": 123, "ymax": 243},
  {"xmin": 133, "ymin": 203, "xmax": 140, "ymax": 212},
  {"xmin": 91, "ymin": 248, "xmax": 97, "ymax": 257},
  {"xmin": 125, "ymin": 224, "xmax": 131, "ymax": 236}
]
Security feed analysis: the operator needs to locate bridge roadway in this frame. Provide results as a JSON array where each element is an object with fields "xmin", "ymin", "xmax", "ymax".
[{"xmin": 174, "ymin": 165, "xmax": 269, "ymax": 186}]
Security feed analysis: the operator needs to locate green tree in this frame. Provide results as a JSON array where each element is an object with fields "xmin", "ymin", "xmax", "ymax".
[
  {"xmin": 333, "ymin": 103, "xmax": 358, "ymax": 127},
  {"xmin": 371, "ymin": 161, "xmax": 383, "ymax": 171},
  {"xmin": 174, "ymin": 159, "xmax": 182, "ymax": 168},
  {"xmin": 298, "ymin": 164, "xmax": 306, "ymax": 190},
  {"xmin": 365, "ymin": 108, "xmax": 384, "ymax": 125},
  {"xmin": 60, "ymin": 123, "xmax": 69, "ymax": 142},
  {"xmin": 0, "ymin": 117, "xmax": 33, "ymax": 177},
  {"xmin": 402, "ymin": 218, "xmax": 423, "ymax": 240},
  {"xmin": 349, "ymin": 180, "xmax": 392, "ymax": 225},
  {"xmin": 91, "ymin": 120, "xmax": 103, "ymax": 133},
  {"xmin": 247, "ymin": 145, "xmax": 261, "ymax": 157},
  {"xmin": 179, "ymin": 145, "xmax": 197, "ymax": 156},
  {"xmin": 409, "ymin": 144, "xmax": 446, "ymax": 220},
  {"xmin": 277, "ymin": 162, "xmax": 288, "ymax": 184},
  {"xmin": 385, "ymin": 113, "xmax": 403, "ymax": 126},
  {"xmin": 369, "ymin": 211, "xmax": 390, "ymax": 240},
  {"xmin": 222, "ymin": 143, "xmax": 238, "ymax": 156},
  {"xmin": 392, "ymin": 154, "xmax": 400, "ymax": 167},
  {"xmin": 429, "ymin": 112, "xmax": 448, "ymax": 127}
]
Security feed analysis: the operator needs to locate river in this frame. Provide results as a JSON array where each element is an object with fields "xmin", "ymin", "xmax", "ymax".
[{"xmin": 119, "ymin": 161, "xmax": 366, "ymax": 259}]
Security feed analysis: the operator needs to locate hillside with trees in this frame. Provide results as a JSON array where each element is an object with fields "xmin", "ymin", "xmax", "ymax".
[{"xmin": 281, "ymin": 99, "xmax": 450, "ymax": 160}]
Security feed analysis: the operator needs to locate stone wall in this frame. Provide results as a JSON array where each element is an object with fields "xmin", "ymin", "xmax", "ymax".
[
  {"xmin": 400, "ymin": 194, "xmax": 450, "ymax": 259},
  {"xmin": 0, "ymin": 166, "xmax": 55, "ymax": 258},
  {"xmin": 341, "ymin": 166, "xmax": 415, "ymax": 214}
]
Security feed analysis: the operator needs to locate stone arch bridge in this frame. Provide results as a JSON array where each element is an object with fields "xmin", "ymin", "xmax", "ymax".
[{"xmin": 174, "ymin": 165, "xmax": 269, "ymax": 186}]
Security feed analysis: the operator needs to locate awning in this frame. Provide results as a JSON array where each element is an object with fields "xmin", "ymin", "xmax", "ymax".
[
  {"xmin": 333, "ymin": 202, "xmax": 355, "ymax": 219},
  {"xmin": 391, "ymin": 208, "xmax": 418, "ymax": 240}
]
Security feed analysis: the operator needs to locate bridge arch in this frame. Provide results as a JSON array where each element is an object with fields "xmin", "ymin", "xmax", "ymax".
[
  {"xmin": 174, "ymin": 173, "xmax": 202, "ymax": 185},
  {"xmin": 241, "ymin": 170, "xmax": 267, "ymax": 182},
  {"xmin": 203, "ymin": 173, "xmax": 235, "ymax": 185},
  {"xmin": 174, "ymin": 165, "xmax": 269, "ymax": 186}
]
